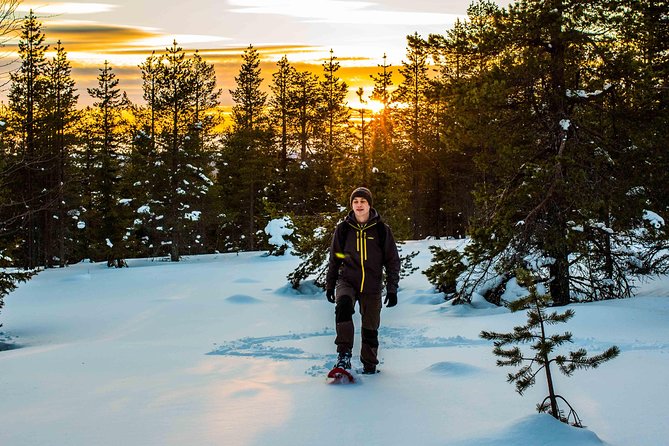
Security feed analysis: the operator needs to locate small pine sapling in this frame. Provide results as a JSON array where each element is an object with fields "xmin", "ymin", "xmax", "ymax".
[{"xmin": 480, "ymin": 269, "xmax": 620, "ymax": 426}]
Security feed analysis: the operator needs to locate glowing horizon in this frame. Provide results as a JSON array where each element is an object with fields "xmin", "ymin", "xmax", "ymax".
[{"xmin": 1, "ymin": 0, "xmax": 513, "ymax": 107}]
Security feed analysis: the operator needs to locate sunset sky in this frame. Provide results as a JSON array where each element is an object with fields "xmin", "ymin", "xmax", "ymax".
[{"xmin": 3, "ymin": 0, "xmax": 512, "ymax": 107}]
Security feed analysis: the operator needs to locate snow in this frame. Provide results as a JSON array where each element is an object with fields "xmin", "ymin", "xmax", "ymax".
[
  {"xmin": 643, "ymin": 210, "xmax": 664, "ymax": 229},
  {"xmin": 137, "ymin": 205, "xmax": 151, "ymax": 214},
  {"xmin": 265, "ymin": 216, "xmax": 294, "ymax": 251},
  {"xmin": 1, "ymin": 239, "xmax": 668, "ymax": 445},
  {"xmin": 184, "ymin": 210, "xmax": 202, "ymax": 221}
]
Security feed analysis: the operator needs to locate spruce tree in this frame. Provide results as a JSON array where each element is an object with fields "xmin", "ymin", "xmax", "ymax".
[
  {"xmin": 184, "ymin": 51, "xmax": 221, "ymax": 254},
  {"xmin": 130, "ymin": 52, "xmax": 168, "ymax": 258},
  {"xmin": 354, "ymin": 87, "xmax": 369, "ymax": 184},
  {"xmin": 223, "ymin": 44, "xmax": 273, "ymax": 251},
  {"xmin": 139, "ymin": 51, "xmax": 160, "ymax": 154},
  {"xmin": 319, "ymin": 49, "xmax": 350, "ymax": 156},
  {"xmin": 268, "ymin": 55, "xmax": 296, "ymax": 173},
  {"xmin": 129, "ymin": 44, "xmax": 219, "ymax": 260},
  {"xmin": 369, "ymin": 53, "xmax": 393, "ymax": 158},
  {"xmin": 425, "ymin": 0, "xmax": 669, "ymax": 305},
  {"xmin": 366, "ymin": 54, "xmax": 410, "ymax": 238},
  {"xmin": 43, "ymin": 41, "xmax": 78, "ymax": 267},
  {"xmin": 286, "ymin": 69, "xmax": 331, "ymax": 215},
  {"xmin": 190, "ymin": 50, "xmax": 221, "ymax": 152},
  {"xmin": 7, "ymin": 10, "xmax": 49, "ymax": 268},
  {"xmin": 392, "ymin": 33, "xmax": 431, "ymax": 238},
  {"xmin": 157, "ymin": 41, "xmax": 194, "ymax": 261},
  {"xmin": 230, "ymin": 45, "xmax": 267, "ymax": 132},
  {"xmin": 289, "ymin": 69, "xmax": 321, "ymax": 162},
  {"xmin": 481, "ymin": 270, "xmax": 620, "ymax": 426},
  {"xmin": 86, "ymin": 61, "xmax": 130, "ymax": 266}
]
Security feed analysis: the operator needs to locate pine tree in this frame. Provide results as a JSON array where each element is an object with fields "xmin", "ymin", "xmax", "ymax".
[
  {"xmin": 86, "ymin": 61, "xmax": 130, "ymax": 266},
  {"xmin": 139, "ymin": 51, "xmax": 160, "ymax": 154},
  {"xmin": 183, "ymin": 51, "xmax": 221, "ymax": 255},
  {"xmin": 230, "ymin": 45, "xmax": 267, "ymax": 133},
  {"xmin": 424, "ymin": 1, "xmax": 501, "ymax": 239},
  {"xmin": 365, "ymin": 54, "xmax": 410, "ymax": 238},
  {"xmin": 426, "ymin": 0, "xmax": 669, "ymax": 305},
  {"xmin": 128, "ymin": 44, "xmax": 219, "ymax": 260},
  {"xmin": 392, "ymin": 33, "xmax": 431, "ymax": 238},
  {"xmin": 156, "ymin": 41, "xmax": 194, "ymax": 261},
  {"xmin": 0, "ymin": 0, "xmax": 36, "ymax": 313},
  {"xmin": 481, "ymin": 270, "xmax": 619, "ymax": 426},
  {"xmin": 369, "ymin": 53, "xmax": 393, "ymax": 157},
  {"xmin": 317, "ymin": 50, "xmax": 354, "ymax": 220},
  {"xmin": 284, "ymin": 69, "xmax": 331, "ymax": 216},
  {"xmin": 222, "ymin": 44, "xmax": 273, "ymax": 251},
  {"xmin": 190, "ymin": 50, "xmax": 221, "ymax": 152},
  {"xmin": 130, "ymin": 52, "xmax": 166, "ymax": 258},
  {"xmin": 289, "ymin": 69, "xmax": 321, "ymax": 161},
  {"xmin": 42, "ymin": 41, "xmax": 78, "ymax": 267},
  {"xmin": 7, "ymin": 10, "xmax": 49, "ymax": 268},
  {"xmin": 268, "ymin": 55, "xmax": 296, "ymax": 173},
  {"xmin": 319, "ymin": 49, "xmax": 350, "ymax": 156},
  {"xmin": 355, "ymin": 87, "xmax": 369, "ymax": 184}
]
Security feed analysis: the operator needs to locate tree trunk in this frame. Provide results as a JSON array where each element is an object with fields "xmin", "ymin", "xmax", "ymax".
[
  {"xmin": 544, "ymin": 354, "xmax": 560, "ymax": 419},
  {"xmin": 248, "ymin": 179, "xmax": 255, "ymax": 251},
  {"xmin": 170, "ymin": 104, "xmax": 180, "ymax": 262}
]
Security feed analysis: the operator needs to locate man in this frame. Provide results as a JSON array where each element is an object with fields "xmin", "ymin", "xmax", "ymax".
[{"xmin": 325, "ymin": 186, "xmax": 401, "ymax": 374}]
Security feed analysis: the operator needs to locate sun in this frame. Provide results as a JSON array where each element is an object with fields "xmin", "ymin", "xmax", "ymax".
[
  {"xmin": 350, "ymin": 99, "xmax": 386, "ymax": 114},
  {"xmin": 365, "ymin": 99, "xmax": 385, "ymax": 114}
]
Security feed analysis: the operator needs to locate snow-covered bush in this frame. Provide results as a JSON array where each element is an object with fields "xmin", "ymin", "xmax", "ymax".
[
  {"xmin": 426, "ymin": 210, "xmax": 669, "ymax": 306},
  {"xmin": 264, "ymin": 216, "xmax": 295, "ymax": 256}
]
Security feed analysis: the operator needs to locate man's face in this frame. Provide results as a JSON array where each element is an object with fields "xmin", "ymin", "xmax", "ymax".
[{"xmin": 352, "ymin": 196, "xmax": 370, "ymax": 222}]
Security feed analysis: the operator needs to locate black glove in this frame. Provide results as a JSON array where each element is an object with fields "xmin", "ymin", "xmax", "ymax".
[
  {"xmin": 326, "ymin": 288, "xmax": 336, "ymax": 303},
  {"xmin": 384, "ymin": 292, "xmax": 397, "ymax": 308}
]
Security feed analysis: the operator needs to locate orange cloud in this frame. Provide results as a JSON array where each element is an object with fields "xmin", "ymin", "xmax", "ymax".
[{"xmin": 2, "ymin": 18, "xmax": 405, "ymax": 109}]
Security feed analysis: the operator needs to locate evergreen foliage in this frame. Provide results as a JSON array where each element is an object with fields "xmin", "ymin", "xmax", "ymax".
[
  {"xmin": 287, "ymin": 211, "xmax": 343, "ymax": 289},
  {"xmin": 222, "ymin": 44, "xmax": 274, "ymax": 252},
  {"xmin": 84, "ymin": 61, "xmax": 129, "ymax": 266},
  {"xmin": 0, "ymin": 2, "xmax": 667, "ymax": 314},
  {"xmin": 480, "ymin": 269, "xmax": 620, "ymax": 426},
  {"xmin": 42, "ymin": 41, "xmax": 78, "ymax": 267},
  {"xmin": 426, "ymin": 0, "xmax": 669, "ymax": 305},
  {"xmin": 6, "ymin": 10, "xmax": 50, "ymax": 269},
  {"xmin": 131, "ymin": 41, "xmax": 220, "ymax": 260},
  {"xmin": 423, "ymin": 246, "xmax": 466, "ymax": 295}
]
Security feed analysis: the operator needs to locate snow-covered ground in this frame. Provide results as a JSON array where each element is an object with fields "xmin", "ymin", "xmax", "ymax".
[{"xmin": 1, "ymin": 239, "xmax": 667, "ymax": 445}]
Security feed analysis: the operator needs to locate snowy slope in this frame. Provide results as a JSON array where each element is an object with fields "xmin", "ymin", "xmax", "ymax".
[{"xmin": 1, "ymin": 239, "xmax": 667, "ymax": 446}]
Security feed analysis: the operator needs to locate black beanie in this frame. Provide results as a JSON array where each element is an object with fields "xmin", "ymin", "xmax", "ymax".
[{"xmin": 350, "ymin": 187, "xmax": 373, "ymax": 207}]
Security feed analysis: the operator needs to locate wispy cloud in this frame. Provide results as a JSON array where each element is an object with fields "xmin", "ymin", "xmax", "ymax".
[
  {"xmin": 228, "ymin": 0, "xmax": 462, "ymax": 25},
  {"xmin": 17, "ymin": 2, "xmax": 117, "ymax": 15},
  {"xmin": 43, "ymin": 21, "xmax": 158, "ymax": 47},
  {"xmin": 26, "ymin": 20, "xmax": 229, "ymax": 58}
]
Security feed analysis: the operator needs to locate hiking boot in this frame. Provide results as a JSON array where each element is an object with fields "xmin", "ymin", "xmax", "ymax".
[
  {"xmin": 335, "ymin": 352, "xmax": 352, "ymax": 370},
  {"xmin": 361, "ymin": 366, "xmax": 377, "ymax": 375}
]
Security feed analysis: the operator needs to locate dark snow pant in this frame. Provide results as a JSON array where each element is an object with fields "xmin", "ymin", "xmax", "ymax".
[{"xmin": 334, "ymin": 284, "xmax": 382, "ymax": 371}]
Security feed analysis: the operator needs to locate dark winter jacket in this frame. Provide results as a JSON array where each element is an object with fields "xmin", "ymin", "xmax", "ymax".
[{"xmin": 326, "ymin": 209, "xmax": 401, "ymax": 295}]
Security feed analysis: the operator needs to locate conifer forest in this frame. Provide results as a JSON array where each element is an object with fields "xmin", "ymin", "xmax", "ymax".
[{"xmin": 1, "ymin": 1, "xmax": 668, "ymax": 308}]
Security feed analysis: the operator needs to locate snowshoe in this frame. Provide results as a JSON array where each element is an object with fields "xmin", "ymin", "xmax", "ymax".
[{"xmin": 327, "ymin": 367, "xmax": 355, "ymax": 383}]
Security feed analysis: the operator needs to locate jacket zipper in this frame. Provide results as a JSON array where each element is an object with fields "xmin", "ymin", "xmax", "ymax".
[{"xmin": 354, "ymin": 222, "xmax": 376, "ymax": 293}]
